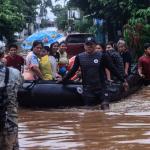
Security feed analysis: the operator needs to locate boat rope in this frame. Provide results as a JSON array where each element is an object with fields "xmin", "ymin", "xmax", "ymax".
[{"xmin": 22, "ymin": 80, "xmax": 37, "ymax": 90}]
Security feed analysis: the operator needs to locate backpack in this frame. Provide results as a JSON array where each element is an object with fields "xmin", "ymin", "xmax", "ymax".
[{"xmin": 0, "ymin": 67, "xmax": 9, "ymax": 129}]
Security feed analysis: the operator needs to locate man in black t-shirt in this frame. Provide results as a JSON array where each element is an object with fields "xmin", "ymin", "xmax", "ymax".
[{"xmin": 117, "ymin": 40, "xmax": 132, "ymax": 76}]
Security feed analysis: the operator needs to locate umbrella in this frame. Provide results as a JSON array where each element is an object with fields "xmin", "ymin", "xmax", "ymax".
[{"xmin": 21, "ymin": 31, "xmax": 64, "ymax": 50}]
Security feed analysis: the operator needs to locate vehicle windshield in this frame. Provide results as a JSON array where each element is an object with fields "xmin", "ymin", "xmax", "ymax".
[{"xmin": 67, "ymin": 34, "xmax": 94, "ymax": 43}]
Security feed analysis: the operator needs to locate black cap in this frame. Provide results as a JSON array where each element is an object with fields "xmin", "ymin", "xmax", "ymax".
[{"xmin": 85, "ymin": 37, "xmax": 96, "ymax": 45}]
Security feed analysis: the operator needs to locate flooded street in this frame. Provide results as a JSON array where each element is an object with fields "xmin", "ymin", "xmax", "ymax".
[{"xmin": 19, "ymin": 86, "xmax": 150, "ymax": 150}]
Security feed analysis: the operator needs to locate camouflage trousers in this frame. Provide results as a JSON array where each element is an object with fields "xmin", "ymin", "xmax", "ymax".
[{"xmin": 0, "ymin": 128, "xmax": 19, "ymax": 150}]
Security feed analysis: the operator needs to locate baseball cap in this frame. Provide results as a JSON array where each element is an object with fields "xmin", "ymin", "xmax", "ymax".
[{"xmin": 85, "ymin": 37, "xmax": 96, "ymax": 45}]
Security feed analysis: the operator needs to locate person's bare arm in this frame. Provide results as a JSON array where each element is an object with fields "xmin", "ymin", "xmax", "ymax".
[
  {"xmin": 31, "ymin": 66, "xmax": 43, "ymax": 79},
  {"xmin": 105, "ymin": 68, "xmax": 112, "ymax": 81},
  {"xmin": 61, "ymin": 55, "xmax": 80, "ymax": 83},
  {"xmin": 138, "ymin": 60, "xmax": 145, "ymax": 78},
  {"xmin": 125, "ymin": 62, "xmax": 129, "ymax": 76}
]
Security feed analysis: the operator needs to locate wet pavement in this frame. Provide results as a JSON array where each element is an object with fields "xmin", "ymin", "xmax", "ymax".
[{"xmin": 19, "ymin": 86, "xmax": 150, "ymax": 150}]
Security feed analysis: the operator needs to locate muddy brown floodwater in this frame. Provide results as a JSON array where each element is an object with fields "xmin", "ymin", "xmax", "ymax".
[{"xmin": 19, "ymin": 86, "xmax": 150, "ymax": 150}]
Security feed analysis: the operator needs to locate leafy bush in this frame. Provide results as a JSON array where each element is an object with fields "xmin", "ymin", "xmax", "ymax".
[{"xmin": 123, "ymin": 7, "xmax": 150, "ymax": 61}]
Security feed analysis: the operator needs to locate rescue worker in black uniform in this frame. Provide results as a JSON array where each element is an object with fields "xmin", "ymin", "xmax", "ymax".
[{"xmin": 59, "ymin": 37, "xmax": 128, "ymax": 110}]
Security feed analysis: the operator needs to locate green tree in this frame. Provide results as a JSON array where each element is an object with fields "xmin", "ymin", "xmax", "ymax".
[
  {"xmin": 39, "ymin": 0, "xmax": 53, "ymax": 18},
  {"xmin": 68, "ymin": 0, "xmax": 149, "ymax": 41},
  {"xmin": 124, "ymin": 7, "xmax": 150, "ymax": 59},
  {"xmin": 52, "ymin": 4, "xmax": 68, "ymax": 31},
  {"xmin": 0, "ymin": 0, "xmax": 24, "ymax": 42},
  {"xmin": 22, "ymin": 0, "xmax": 40, "ymax": 23},
  {"xmin": 0, "ymin": 0, "xmax": 49, "ymax": 42}
]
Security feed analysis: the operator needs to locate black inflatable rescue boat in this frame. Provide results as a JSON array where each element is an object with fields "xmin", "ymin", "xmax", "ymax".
[{"xmin": 17, "ymin": 73, "xmax": 143, "ymax": 108}]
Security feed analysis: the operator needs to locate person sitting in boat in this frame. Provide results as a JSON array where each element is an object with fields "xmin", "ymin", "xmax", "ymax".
[
  {"xmin": 5, "ymin": 44, "xmax": 24, "ymax": 72},
  {"xmin": 23, "ymin": 40, "xmax": 43, "ymax": 80},
  {"xmin": 39, "ymin": 46, "xmax": 53, "ymax": 80},
  {"xmin": 58, "ymin": 42, "xmax": 69, "ymax": 77},
  {"xmin": 117, "ymin": 40, "xmax": 132, "ymax": 77},
  {"xmin": 138, "ymin": 43, "xmax": 150, "ymax": 85},
  {"xmin": 105, "ymin": 42, "xmax": 125, "ymax": 82},
  {"xmin": 95, "ymin": 43, "xmax": 105, "ymax": 52},
  {"xmin": 49, "ymin": 42, "xmax": 60, "ymax": 63},
  {"xmin": 49, "ymin": 42, "xmax": 61, "ymax": 80},
  {"xmin": 58, "ymin": 37, "xmax": 128, "ymax": 110},
  {"xmin": 68, "ymin": 56, "xmax": 81, "ymax": 82}
]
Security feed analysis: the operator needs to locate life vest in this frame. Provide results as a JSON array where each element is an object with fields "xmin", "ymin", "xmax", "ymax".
[{"xmin": 78, "ymin": 51, "xmax": 105, "ymax": 89}]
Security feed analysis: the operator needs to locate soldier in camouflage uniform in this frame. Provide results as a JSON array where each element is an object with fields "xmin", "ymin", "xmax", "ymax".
[{"xmin": 0, "ymin": 47, "xmax": 23, "ymax": 150}]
